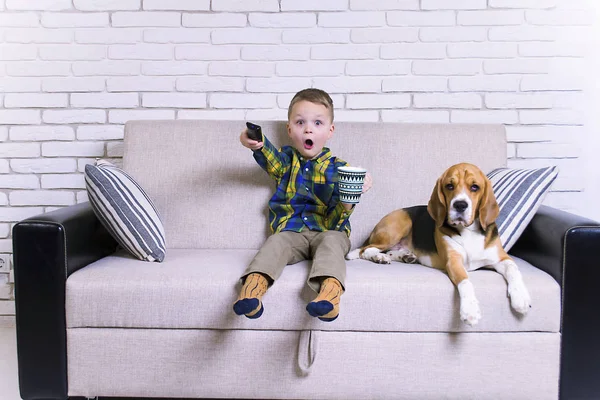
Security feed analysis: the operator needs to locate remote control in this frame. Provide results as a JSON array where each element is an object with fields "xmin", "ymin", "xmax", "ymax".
[{"xmin": 246, "ymin": 122, "xmax": 263, "ymax": 142}]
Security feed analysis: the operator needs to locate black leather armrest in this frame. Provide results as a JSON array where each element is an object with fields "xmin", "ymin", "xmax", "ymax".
[
  {"xmin": 510, "ymin": 205, "xmax": 600, "ymax": 400},
  {"xmin": 12, "ymin": 202, "xmax": 117, "ymax": 400}
]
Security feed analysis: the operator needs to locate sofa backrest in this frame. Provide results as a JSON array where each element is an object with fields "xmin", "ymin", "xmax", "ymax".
[{"xmin": 123, "ymin": 120, "xmax": 506, "ymax": 250}]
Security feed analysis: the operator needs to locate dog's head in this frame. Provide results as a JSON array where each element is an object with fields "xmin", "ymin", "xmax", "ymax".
[{"xmin": 427, "ymin": 163, "xmax": 499, "ymax": 230}]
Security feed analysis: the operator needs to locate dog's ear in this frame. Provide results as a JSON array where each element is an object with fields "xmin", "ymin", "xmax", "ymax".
[
  {"xmin": 478, "ymin": 177, "xmax": 499, "ymax": 230},
  {"xmin": 427, "ymin": 178, "xmax": 447, "ymax": 228}
]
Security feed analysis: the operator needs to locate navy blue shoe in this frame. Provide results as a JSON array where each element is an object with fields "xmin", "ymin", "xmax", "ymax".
[
  {"xmin": 306, "ymin": 300, "xmax": 333, "ymax": 317},
  {"xmin": 233, "ymin": 298, "xmax": 259, "ymax": 315}
]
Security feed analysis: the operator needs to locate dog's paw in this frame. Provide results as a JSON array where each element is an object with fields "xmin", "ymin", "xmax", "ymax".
[
  {"xmin": 386, "ymin": 249, "xmax": 418, "ymax": 264},
  {"xmin": 362, "ymin": 248, "xmax": 392, "ymax": 264},
  {"xmin": 508, "ymin": 280, "xmax": 531, "ymax": 315},
  {"xmin": 346, "ymin": 248, "xmax": 360, "ymax": 260},
  {"xmin": 460, "ymin": 297, "xmax": 482, "ymax": 326}
]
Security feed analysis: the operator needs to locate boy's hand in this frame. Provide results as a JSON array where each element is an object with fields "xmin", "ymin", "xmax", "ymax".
[
  {"xmin": 240, "ymin": 129, "xmax": 264, "ymax": 151},
  {"xmin": 362, "ymin": 172, "xmax": 373, "ymax": 193}
]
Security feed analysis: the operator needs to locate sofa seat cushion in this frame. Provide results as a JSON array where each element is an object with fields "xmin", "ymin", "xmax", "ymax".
[{"xmin": 66, "ymin": 249, "xmax": 560, "ymax": 333}]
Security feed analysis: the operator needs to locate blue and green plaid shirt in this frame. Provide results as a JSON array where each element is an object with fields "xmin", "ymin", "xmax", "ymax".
[{"xmin": 253, "ymin": 135, "xmax": 354, "ymax": 237}]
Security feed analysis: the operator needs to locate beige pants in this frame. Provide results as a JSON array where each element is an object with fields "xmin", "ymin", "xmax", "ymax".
[{"xmin": 240, "ymin": 229, "xmax": 351, "ymax": 293}]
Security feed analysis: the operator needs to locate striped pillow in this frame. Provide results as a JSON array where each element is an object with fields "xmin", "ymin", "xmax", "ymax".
[
  {"xmin": 487, "ymin": 166, "xmax": 558, "ymax": 252},
  {"xmin": 85, "ymin": 159, "xmax": 166, "ymax": 262}
]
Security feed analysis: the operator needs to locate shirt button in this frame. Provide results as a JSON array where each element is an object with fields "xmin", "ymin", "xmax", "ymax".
[
  {"xmin": 305, "ymin": 187, "xmax": 309, "ymax": 191},
  {"xmin": 305, "ymin": 167, "xmax": 309, "ymax": 171}
]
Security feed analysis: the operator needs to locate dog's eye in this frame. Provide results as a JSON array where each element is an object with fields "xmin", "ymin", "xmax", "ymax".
[
  {"xmin": 445, "ymin": 184, "xmax": 454, "ymax": 191},
  {"xmin": 471, "ymin": 184, "xmax": 479, "ymax": 192}
]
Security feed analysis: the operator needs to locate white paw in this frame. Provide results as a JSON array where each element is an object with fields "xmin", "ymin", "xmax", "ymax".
[
  {"xmin": 508, "ymin": 280, "xmax": 532, "ymax": 315},
  {"xmin": 374, "ymin": 253, "xmax": 392, "ymax": 264},
  {"xmin": 362, "ymin": 247, "xmax": 392, "ymax": 264},
  {"xmin": 346, "ymin": 248, "xmax": 360, "ymax": 260},
  {"xmin": 460, "ymin": 296, "xmax": 482, "ymax": 326},
  {"xmin": 386, "ymin": 249, "xmax": 417, "ymax": 264}
]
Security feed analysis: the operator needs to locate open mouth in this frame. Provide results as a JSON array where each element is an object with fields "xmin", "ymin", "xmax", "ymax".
[{"xmin": 304, "ymin": 139, "xmax": 314, "ymax": 150}]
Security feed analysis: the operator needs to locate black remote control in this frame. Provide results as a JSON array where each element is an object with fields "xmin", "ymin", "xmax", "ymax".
[{"xmin": 246, "ymin": 122, "xmax": 262, "ymax": 142}]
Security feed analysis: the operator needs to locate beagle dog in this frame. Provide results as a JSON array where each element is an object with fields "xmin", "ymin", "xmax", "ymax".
[{"xmin": 347, "ymin": 163, "xmax": 531, "ymax": 326}]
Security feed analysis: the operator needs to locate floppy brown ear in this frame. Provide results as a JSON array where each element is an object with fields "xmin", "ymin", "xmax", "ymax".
[
  {"xmin": 478, "ymin": 177, "xmax": 499, "ymax": 230},
  {"xmin": 427, "ymin": 178, "xmax": 447, "ymax": 228}
]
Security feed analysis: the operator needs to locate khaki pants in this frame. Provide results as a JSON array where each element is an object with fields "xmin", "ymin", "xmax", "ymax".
[{"xmin": 240, "ymin": 230, "xmax": 351, "ymax": 293}]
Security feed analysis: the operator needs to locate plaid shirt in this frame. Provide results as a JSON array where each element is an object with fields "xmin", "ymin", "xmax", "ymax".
[{"xmin": 253, "ymin": 135, "xmax": 354, "ymax": 236}]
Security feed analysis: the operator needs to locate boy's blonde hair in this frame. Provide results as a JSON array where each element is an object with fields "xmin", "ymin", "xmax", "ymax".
[{"xmin": 287, "ymin": 88, "xmax": 334, "ymax": 122}]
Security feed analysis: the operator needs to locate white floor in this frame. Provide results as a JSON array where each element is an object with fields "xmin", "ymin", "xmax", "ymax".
[{"xmin": 0, "ymin": 327, "xmax": 21, "ymax": 400}]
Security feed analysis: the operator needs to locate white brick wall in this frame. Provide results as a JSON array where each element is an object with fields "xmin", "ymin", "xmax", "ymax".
[{"xmin": 0, "ymin": 0, "xmax": 598, "ymax": 315}]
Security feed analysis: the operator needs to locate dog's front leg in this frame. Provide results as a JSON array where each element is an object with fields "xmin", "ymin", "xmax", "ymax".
[
  {"xmin": 492, "ymin": 258, "xmax": 531, "ymax": 314},
  {"xmin": 447, "ymin": 253, "xmax": 482, "ymax": 326}
]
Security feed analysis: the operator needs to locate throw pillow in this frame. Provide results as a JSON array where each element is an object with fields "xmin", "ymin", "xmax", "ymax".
[
  {"xmin": 487, "ymin": 166, "xmax": 558, "ymax": 252},
  {"xmin": 84, "ymin": 159, "xmax": 166, "ymax": 262}
]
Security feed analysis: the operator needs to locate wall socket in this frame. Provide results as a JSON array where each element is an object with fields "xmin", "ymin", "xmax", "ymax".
[{"xmin": 0, "ymin": 254, "xmax": 10, "ymax": 273}]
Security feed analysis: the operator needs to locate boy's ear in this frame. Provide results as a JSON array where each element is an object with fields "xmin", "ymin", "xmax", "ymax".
[
  {"xmin": 328, "ymin": 123, "xmax": 335, "ymax": 139},
  {"xmin": 286, "ymin": 122, "xmax": 292, "ymax": 138}
]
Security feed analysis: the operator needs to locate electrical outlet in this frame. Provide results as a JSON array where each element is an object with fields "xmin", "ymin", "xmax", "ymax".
[{"xmin": 0, "ymin": 254, "xmax": 10, "ymax": 273}]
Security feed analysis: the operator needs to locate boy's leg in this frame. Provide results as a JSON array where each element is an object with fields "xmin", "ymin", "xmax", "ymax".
[
  {"xmin": 305, "ymin": 231, "xmax": 350, "ymax": 322},
  {"xmin": 234, "ymin": 231, "xmax": 309, "ymax": 318}
]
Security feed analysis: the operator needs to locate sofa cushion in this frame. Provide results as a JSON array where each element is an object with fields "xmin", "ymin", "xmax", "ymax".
[
  {"xmin": 488, "ymin": 166, "xmax": 559, "ymax": 251},
  {"xmin": 66, "ymin": 249, "xmax": 560, "ymax": 333},
  {"xmin": 85, "ymin": 159, "xmax": 166, "ymax": 262}
]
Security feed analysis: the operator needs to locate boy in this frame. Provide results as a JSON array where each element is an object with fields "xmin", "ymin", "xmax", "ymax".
[{"xmin": 233, "ymin": 88, "xmax": 372, "ymax": 322}]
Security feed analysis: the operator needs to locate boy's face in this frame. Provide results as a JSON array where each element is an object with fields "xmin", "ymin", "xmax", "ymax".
[{"xmin": 287, "ymin": 100, "xmax": 334, "ymax": 160}]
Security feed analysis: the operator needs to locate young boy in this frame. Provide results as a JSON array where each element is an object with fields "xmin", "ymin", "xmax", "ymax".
[{"xmin": 233, "ymin": 88, "xmax": 372, "ymax": 322}]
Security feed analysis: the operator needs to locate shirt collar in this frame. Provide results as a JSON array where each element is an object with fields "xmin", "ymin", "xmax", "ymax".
[{"xmin": 295, "ymin": 147, "xmax": 332, "ymax": 164}]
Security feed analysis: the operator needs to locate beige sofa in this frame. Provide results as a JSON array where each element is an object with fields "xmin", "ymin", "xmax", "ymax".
[{"xmin": 13, "ymin": 120, "xmax": 600, "ymax": 400}]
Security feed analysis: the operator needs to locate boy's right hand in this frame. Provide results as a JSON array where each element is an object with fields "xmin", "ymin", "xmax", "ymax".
[{"xmin": 240, "ymin": 129, "xmax": 264, "ymax": 151}]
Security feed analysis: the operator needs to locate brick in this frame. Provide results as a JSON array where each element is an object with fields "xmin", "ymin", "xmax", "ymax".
[
  {"xmin": 0, "ymin": 207, "xmax": 44, "ymax": 221},
  {"xmin": 457, "ymin": 10, "xmax": 524, "ymax": 25},
  {"xmin": 213, "ymin": 0, "xmax": 279, "ymax": 12},
  {"xmin": 383, "ymin": 76, "xmax": 448, "ymax": 92},
  {"xmin": 144, "ymin": 0, "xmax": 209, "ymax": 10},
  {"xmin": 141, "ymin": 61, "xmax": 208, "ymax": 75},
  {"xmin": 6, "ymin": 61, "xmax": 71, "ymax": 77},
  {"xmin": 212, "ymin": 28, "xmax": 281, "ymax": 44},
  {"xmin": 313, "ymin": 77, "xmax": 381, "ymax": 93},
  {"xmin": 414, "ymin": 93, "xmax": 481, "ymax": 109},
  {"xmin": 526, "ymin": 9, "xmax": 594, "ymax": 26},
  {"xmin": 109, "ymin": 44, "xmax": 173, "ymax": 60},
  {"xmin": 0, "ymin": 13, "xmax": 40, "ymax": 27},
  {"xmin": 346, "ymin": 94, "xmax": 410, "ymax": 109},
  {"xmin": 246, "ymin": 77, "xmax": 313, "ymax": 93},
  {"xmin": 0, "ymin": 110, "xmax": 41, "ymax": 125},
  {"xmin": 0, "ymin": 175, "xmax": 40, "ymax": 189},
  {"xmin": 42, "ymin": 77, "xmax": 106, "ymax": 92},
  {"xmin": 4, "ymin": 28, "xmax": 72, "ymax": 43},
  {"xmin": 5, "ymin": 94, "xmax": 68, "ymax": 108},
  {"xmin": 489, "ymin": 0, "xmax": 556, "ymax": 8},
  {"xmin": 42, "ymin": 12, "xmax": 108, "ymax": 27},
  {"xmin": 333, "ymin": 110, "xmax": 379, "ymax": 122},
  {"xmin": 413, "ymin": 60, "xmax": 481, "ymax": 76},
  {"xmin": 209, "ymin": 61, "xmax": 274, "ymax": 77},
  {"xmin": 505, "ymin": 126, "xmax": 583, "ymax": 143},
  {"xmin": 448, "ymin": 43, "xmax": 518, "ymax": 58},
  {"xmin": 488, "ymin": 26, "xmax": 556, "ymax": 41},
  {"xmin": 318, "ymin": 12, "xmax": 385, "ymax": 28},
  {"xmin": 420, "ymin": 27, "xmax": 487, "ymax": 42},
  {"xmin": 451, "ymin": 110, "xmax": 518, "ymax": 124},
  {"xmin": 246, "ymin": 109, "xmax": 289, "ymax": 121},
  {"xmin": 241, "ymin": 45, "xmax": 310, "ymax": 61},
  {"xmin": 350, "ymin": 0, "xmax": 418, "ymax": 10},
  {"xmin": 43, "ymin": 110, "xmax": 106, "ymax": 124},
  {"xmin": 519, "ymin": 42, "xmax": 585, "ymax": 57},
  {"xmin": 521, "ymin": 75, "xmax": 584, "ymax": 91},
  {"xmin": 346, "ymin": 60, "xmax": 410, "ymax": 76},
  {"xmin": 518, "ymin": 143, "xmax": 580, "ymax": 158},
  {"xmin": 6, "ymin": 0, "xmax": 72, "ymax": 10},
  {"xmin": 10, "ymin": 126, "xmax": 75, "ymax": 141},
  {"xmin": 381, "ymin": 110, "xmax": 450, "ymax": 123},
  {"xmin": 11, "ymin": 159, "xmax": 77, "ymax": 173},
  {"xmin": 449, "ymin": 75, "xmax": 520, "ymax": 91},
  {"xmin": 352, "ymin": 28, "xmax": 418, "ymax": 43},
  {"xmin": 41, "ymin": 174, "xmax": 86, "ymax": 189},
  {"xmin": 77, "ymin": 125, "xmax": 124, "ymax": 140},
  {"xmin": 74, "ymin": 0, "xmax": 140, "ymax": 10},
  {"xmin": 77, "ymin": 191, "xmax": 90, "ymax": 203},
  {"xmin": 484, "ymin": 59, "xmax": 550, "ymax": 74},
  {"xmin": 312, "ymin": 44, "xmax": 378, "ymax": 60},
  {"xmin": 73, "ymin": 61, "xmax": 140, "ymax": 76},
  {"xmin": 0, "ymin": 300, "xmax": 15, "ymax": 315},
  {"xmin": 106, "ymin": 76, "xmax": 174, "ymax": 92},
  {"xmin": 387, "ymin": 11, "xmax": 455, "ymax": 26},
  {"xmin": 42, "ymin": 142, "xmax": 105, "ymax": 157},
  {"xmin": 0, "ymin": 78, "xmax": 41, "ymax": 92},
  {"xmin": 210, "ymin": 93, "xmax": 277, "ymax": 109},
  {"xmin": 485, "ymin": 93, "xmax": 554, "ymax": 109},
  {"xmin": 0, "ymin": 128, "xmax": 7, "ymax": 142},
  {"xmin": 177, "ymin": 109, "xmax": 246, "ymax": 120},
  {"xmin": 0, "ymin": 194, "xmax": 7, "ymax": 206},
  {"xmin": 282, "ymin": 28, "xmax": 349, "ymax": 44},
  {"xmin": 75, "ymin": 28, "xmax": 142, "ymax": 44},
  {"xmin": 281, "ymin": 0, "xmax": 346, "ymax": 11},
  {"xmin": 71, "ymin": 93, "xmax": 139, "ymax": 108},
  {"xmin": 520, "ymin": 110, "xmax": 583, "ymax": 125},
  {"xmin": 276, "ymin": 60, "xmax": 344, "ymax": 76},
  {"xmin": 0, "ymin": 45, "xmax": 37, "ymax": 61},
  {"xmin": 143, "ymin": 28, "xmax": 210, "ymax": 43},
  {"xmin": 38, "ymin": 45, "xmax": 105, "ymax": 61},
  {"xmin": 111, "ymin": 12, "xmax": 181, "ymax": 27},
  {"xmin": 10, "ymin": 190, "xmax": 75, "ymax": 206},
  {"xmin": 0, "ymin": 161, "xmax": 8, "ymax": 174},
  {"xmin": 249, "ymin": 12, "xmax": 315, "ymax": 28},
  {"xmin": 176, "ymin": 77, "xmax": 244, "ymax": 92},
  {"xmin": 0, "ymin": 143, "xmax": 40, "ymax": 158},
  {"xmin": 108, "ymin": 109, "xmax": 175, "ymax": 123},
  {"xmin": 422, "ymin": 0, "xmax": 486, "ymax": 10},
  {"xmin": 142, "ymin": 93, "xmax": 207, "ymax": 108},
  {"xmin": 175, "ymin": 45, "xmax": 240, "ymax": 60},
  {"xmin": 381, "ymin": 43, "xmax": 446, "ymax": 59},
  {"xmin": 182, "ymin": 13, "xmax": 246, "ymax": 27}
]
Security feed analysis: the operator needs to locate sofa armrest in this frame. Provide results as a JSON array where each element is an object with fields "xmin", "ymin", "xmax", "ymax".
[
  {"xmin": 12, "ymin": 202, "xmax": 117, "ymax": 400},
  {"xmin": 510, "ymin": 205, "xmax": 600, "ymax": 400}
]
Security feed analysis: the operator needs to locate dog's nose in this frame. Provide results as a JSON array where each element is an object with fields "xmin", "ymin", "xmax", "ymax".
[{"xmin": 453, "ymin": 200, "xmax": 468, "ymax": 213}]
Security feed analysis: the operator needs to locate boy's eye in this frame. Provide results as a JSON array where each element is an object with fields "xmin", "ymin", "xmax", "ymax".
[
  {"xmin": 315, "ymin": 120, "xmax": 321, "ymax": 126},
  {"xmin": 297, "ymin": 120, "xmax": 303, "ymax": 125}
]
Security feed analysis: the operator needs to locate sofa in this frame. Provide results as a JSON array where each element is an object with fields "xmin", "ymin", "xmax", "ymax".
[{"xmin": 12, "ymin": 120, "xmax": 600, "ymax": 400}]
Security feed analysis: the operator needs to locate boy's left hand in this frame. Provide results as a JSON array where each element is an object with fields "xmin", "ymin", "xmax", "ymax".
[{"xmin": 362, "ymin": 172, "xmax": 373, "ymax": 194}]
